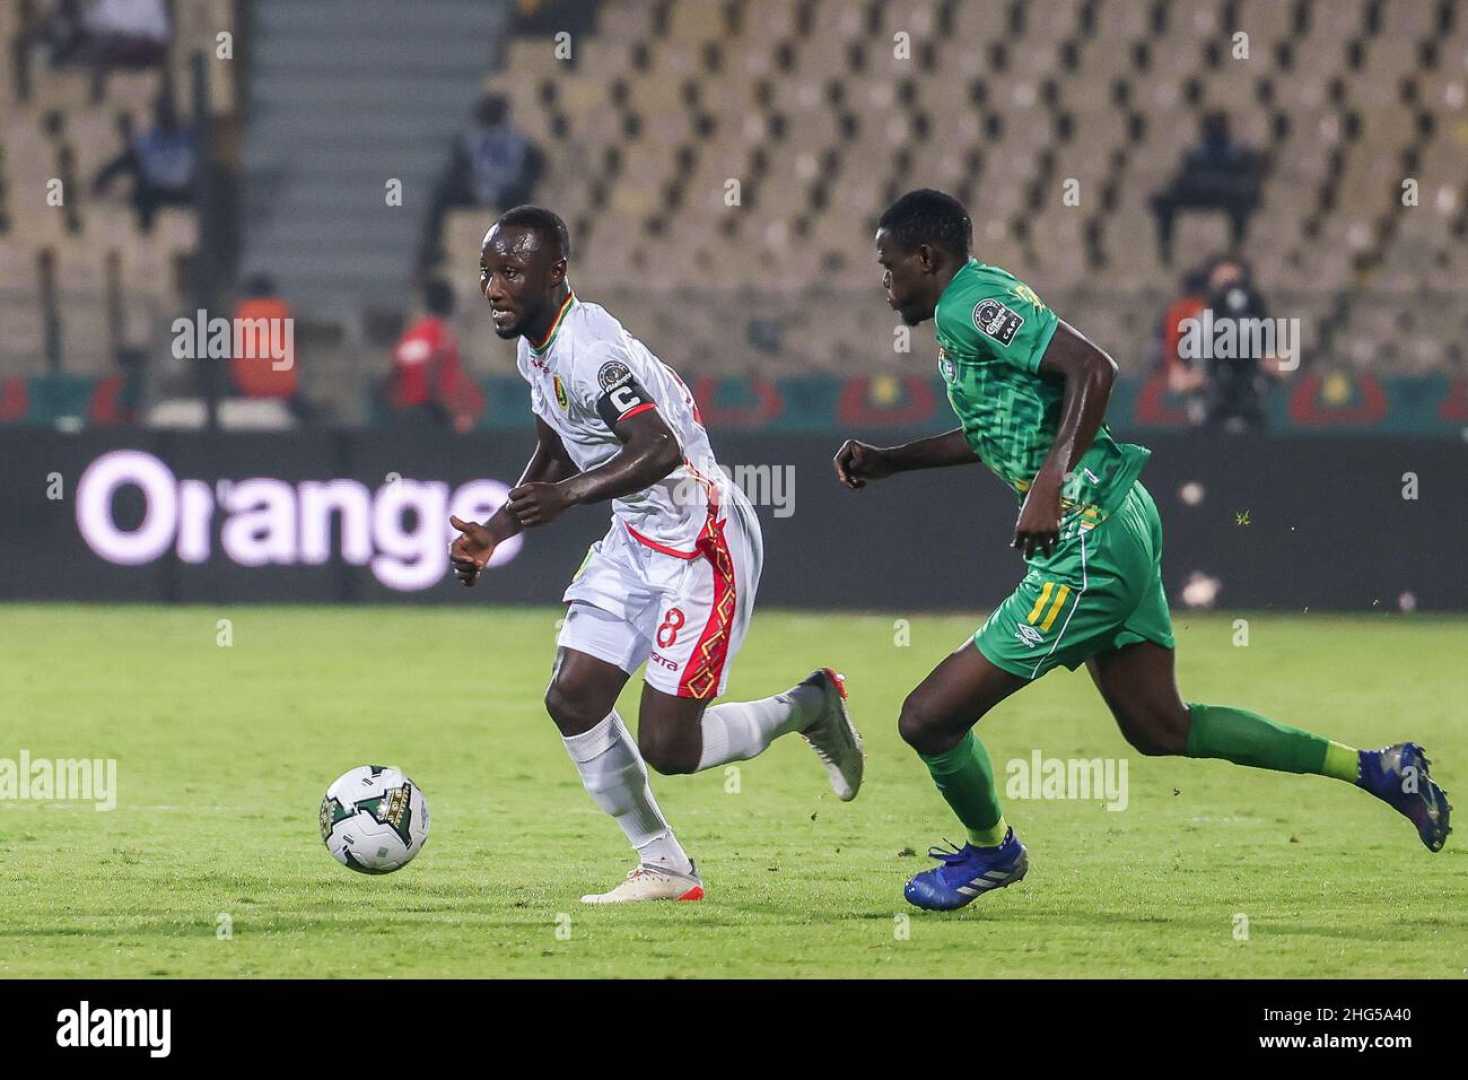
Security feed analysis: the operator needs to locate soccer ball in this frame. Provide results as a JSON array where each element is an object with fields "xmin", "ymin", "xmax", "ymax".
[{"xmin": 319, "ymin": 765, "xmax": 429, "ymax": 874}]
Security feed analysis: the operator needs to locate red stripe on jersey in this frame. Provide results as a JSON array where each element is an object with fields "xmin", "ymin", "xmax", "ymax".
[
  {"xmin": 677, "ymin": 515, "xmax": 737, "ymax": 700},
  {"xmin": 682, "ymin": 458, "xmax": 722, "ymax": 515},
  {"xmin": 622, "ymin": 457, "xmax": 723, "ymax": 560},
  {"xmin": 616, "ymin": 401, "xmax": 657, "ymax": 423},
  {"xmin": 625, "ymin": 523, "xmax": 700, "ymax": 560}
]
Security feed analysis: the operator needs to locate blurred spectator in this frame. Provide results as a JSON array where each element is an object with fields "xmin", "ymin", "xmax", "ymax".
[
  {"xmin": 1149, "ymin": 113, "xmax": 1263, "ymax": 266},
  {"xmin": 419, "ymin": 93, "xmax": 543, "ymax": 272},
  {"xmin": 76, "ymin": 0, "xmax": 170, "ymax": 64},
  {"xmin": 229, "ymin": 274, "xmax": 308, "ymax": 421},
  {"xmin": 1198, "ymin": 257, "xmax": 1281, "ymax": 434},
  {"xmin": 382, "ymin": 281, "xmax": 484, "ymax": 432},
  {"xmin": 510, "ymin": 0, "xmax": 598, "ymax": 37},
  {"xmin": 1158, "ymin": 263, "xmax": 1210, "ymax": 422},
  {"xmin": 105, "ymin": 344, "xmax": 148, "ymax": 424},
  {"xmin": 23, "ymin": 0, "xmax": 170, "ymax": 98},
  {"xmin": 92, "ymin": 93, "xmax": 196, "ymax": 231}
]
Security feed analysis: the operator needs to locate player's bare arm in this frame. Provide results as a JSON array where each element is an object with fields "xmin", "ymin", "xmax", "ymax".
[
  {"xmin": 507, "ymin": 405, "xmax": 681, "ymax": 527},
  {"xmin": 833, "ymin": 428, "xmax": 978, "ymax": 490},
  {"xmin": 450, "ymin": 415, "xmax": 577, "ymax": 586},
  {"xmin": 1012, "ymin": 322, "xmax": 1118, "ymax": 559}
]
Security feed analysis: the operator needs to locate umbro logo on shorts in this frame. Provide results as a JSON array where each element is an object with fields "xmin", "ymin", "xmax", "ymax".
[{"xmin": 1016, "ymin": 624, "xmax": 1044, "ymax": 648}]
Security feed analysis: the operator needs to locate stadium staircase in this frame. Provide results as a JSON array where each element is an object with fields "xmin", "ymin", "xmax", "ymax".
[{"xmin": 239, "ymin": 0, "xmax": 509, "ymax": 319}]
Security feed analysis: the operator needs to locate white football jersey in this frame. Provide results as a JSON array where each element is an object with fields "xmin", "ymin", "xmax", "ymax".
[{"xmin": 515, "ymin": 292, "xmax": 726, "ymax": 552}]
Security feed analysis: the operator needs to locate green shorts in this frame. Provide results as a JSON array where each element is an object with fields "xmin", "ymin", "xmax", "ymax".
[{"xmin": 974, "ymin": 481, "xmax": 1175, "ymax": 680}]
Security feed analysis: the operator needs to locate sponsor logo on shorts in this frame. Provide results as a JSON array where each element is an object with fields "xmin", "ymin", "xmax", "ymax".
[
  {"xmin": 973, "ymin": 298, "xmax": 1024, "ymax": 345},
  {"xmin": 647, "ymin": 651, "xmax": 679, "ymax": 671},
  {"xmin": 1015, "ymin": 624, "xmax": 1044, "ymax": 649}
]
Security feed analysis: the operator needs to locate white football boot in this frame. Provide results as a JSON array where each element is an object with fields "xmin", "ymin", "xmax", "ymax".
[
  {"xmin": 799, "ymin": 668, "xmax": 864, "ymax": 801},
  {"xmin": 580, "ymin": 862, "xmax": 705, "ymax": 904}
]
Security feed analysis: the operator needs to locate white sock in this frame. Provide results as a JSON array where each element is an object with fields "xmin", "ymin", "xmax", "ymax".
[
  {"xmin": 562, "ymin": 711, "xmax": 692, "ymax": 874},
  {"xmin": 695, "ymin": 682, "xmax": 823, "ymax": 771}
]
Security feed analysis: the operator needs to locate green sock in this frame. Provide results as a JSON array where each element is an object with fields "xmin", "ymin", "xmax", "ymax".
[
  {"xmin": 920, "ymin": 731, "xmax": 1009, "ymax": 846},
  {"xmin": 969, "ymin": 815, "xmax": 1009, "ymax": 847},
  {"xmin": 1185, "ymin": 703, "xmax": 1359, "ymax": 781},
  {"xmin": 1322, "ymin": 741, "xmax": 1361, "ymax": 782}
]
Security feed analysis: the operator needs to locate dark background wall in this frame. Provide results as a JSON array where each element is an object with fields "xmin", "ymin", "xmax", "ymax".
[{"xmin": 2, "ymin": 430, "xmax": 1465, "ymax": 610}]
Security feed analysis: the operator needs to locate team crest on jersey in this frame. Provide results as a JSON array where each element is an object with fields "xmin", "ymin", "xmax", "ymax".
[
  {"xmin": 973, "ymin": 299, "xmax": 1024, "ymax": 345},
  {"xmin": 553, "ymin": 374, "xmax": 569, "ymax": 412},
  {"xmin": 597, "ymin": 360, "xmax": 633, "ymax": 391}
]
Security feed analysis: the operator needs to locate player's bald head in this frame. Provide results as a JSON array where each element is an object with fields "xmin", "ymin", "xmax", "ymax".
[{"xmin": 486, "ymin": 204, "xmax": 571, "ymax": 264}]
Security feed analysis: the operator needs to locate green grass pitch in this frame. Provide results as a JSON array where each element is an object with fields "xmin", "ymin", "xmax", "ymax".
[{"xmin": 1, "ymin": 604, "xmax": 1463, "ymax": 978}]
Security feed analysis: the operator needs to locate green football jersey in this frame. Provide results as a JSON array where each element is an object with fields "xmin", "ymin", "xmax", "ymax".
[{"xmin": 933, "ymin": 257, "xmax": 1150, "ymax": 536}]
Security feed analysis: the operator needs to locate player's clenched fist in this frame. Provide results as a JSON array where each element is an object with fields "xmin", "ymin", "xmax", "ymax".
[
  {"xmin": 833, "ymin": 439, "xmax": 894, "ymax": 490},
  {"xmin": 448, "ymin": 515, "xmax": 496, "ymax": 587}
]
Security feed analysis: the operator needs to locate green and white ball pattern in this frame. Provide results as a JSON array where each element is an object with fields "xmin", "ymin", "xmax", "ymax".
[{"xmin": 320, "ymin": 765, "xmax": 429, "ymax": 874}]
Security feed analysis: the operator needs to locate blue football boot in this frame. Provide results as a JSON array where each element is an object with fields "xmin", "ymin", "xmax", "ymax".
[
  {"xmin": 1358, "ymin": 742, "xmax": 1452, "ymax": 852},
  {"xmin": 903, "ymin": 828, "xmax": 1029, "ymax": 911}
]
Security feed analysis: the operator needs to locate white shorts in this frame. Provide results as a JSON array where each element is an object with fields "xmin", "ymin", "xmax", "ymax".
[{"xmin": 557, "ymin": 487, "xmax": 763, "ymax": 699}]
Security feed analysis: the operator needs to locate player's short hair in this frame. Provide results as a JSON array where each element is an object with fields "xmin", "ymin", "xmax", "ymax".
[
  {"xmin": 878, "ymin": 189, "xmax": 972, "ymax": 260},
  {"xmin": 496, "ymin": 204, "xmax": 571, "ymax": 262}
]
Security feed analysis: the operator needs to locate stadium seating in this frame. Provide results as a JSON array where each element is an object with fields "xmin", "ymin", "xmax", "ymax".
[
  {"xmin": 1, "ymin": 0, "xmax": 232, "ymax": 383},
  {"xmin": 461, "ymin": 0, "xmax": 1468, "ymax": 379},
  {"xmin": 2, "ymin": 0, "xmax": 1465, "ymax": 413}
]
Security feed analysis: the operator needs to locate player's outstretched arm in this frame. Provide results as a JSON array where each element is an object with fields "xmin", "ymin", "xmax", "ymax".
[
  {"xmin": 449, "ymin": 417, "xmax": 578, "ymax": 586},
  {"xmin": 833, "ymin": 428, "xmax": 977, "ymax": 490},
  {"xmin": 507, "ymin": 406, "xmax": 680, "ymax": 526},
  {"xmin": 1013, "ymin": 320, "xmax": 1118, "ymax": 558}
]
